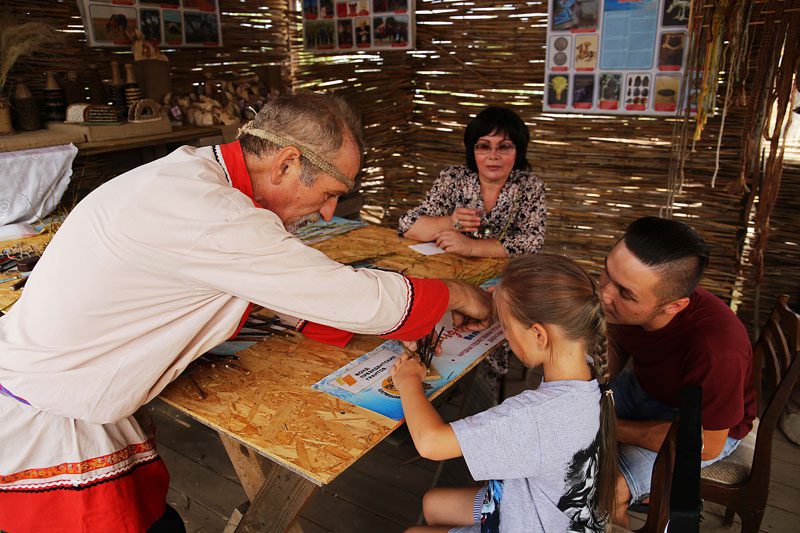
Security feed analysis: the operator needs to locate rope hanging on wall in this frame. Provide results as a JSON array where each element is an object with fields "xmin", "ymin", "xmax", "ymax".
[{"xmin": 747, "ymin": 3, "xmax": 800, "ymax": 284}]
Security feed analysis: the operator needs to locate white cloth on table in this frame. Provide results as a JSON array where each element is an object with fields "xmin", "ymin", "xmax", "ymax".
[{"xmin": 0, "ymin": 144, "xmax": 77, "ymax": 226}]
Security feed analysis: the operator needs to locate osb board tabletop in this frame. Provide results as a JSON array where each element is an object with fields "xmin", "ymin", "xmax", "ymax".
[
  {"xmin": 0, "ymin": 231, "xmax": 54, "ymax": 312},
  {"xmin": 160, "ymin": 225, "xmax": 505, "ymax": 486}
]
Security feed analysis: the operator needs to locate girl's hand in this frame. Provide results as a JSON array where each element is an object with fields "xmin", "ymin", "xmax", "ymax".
[
  {"xmin": 450, "ymin": 207, "xmax": 481, "ymax": 233},
  {"xmin": 435, "ymin": 230, "xmax": 474, "ymax": 257},
  {"xmin": 390, "ymin": 354, "xmax": 426, "ymax": 392}
]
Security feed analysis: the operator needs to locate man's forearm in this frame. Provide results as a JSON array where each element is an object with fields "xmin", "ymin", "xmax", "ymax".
[{"xmin": 617, "ymin": 418, "xmax": 672, "ymax": 452}]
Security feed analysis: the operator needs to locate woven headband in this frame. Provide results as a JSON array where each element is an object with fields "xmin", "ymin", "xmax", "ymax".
[{"xmin": 237, "ymin": 121, "xmax": 354, "ymax": 188}]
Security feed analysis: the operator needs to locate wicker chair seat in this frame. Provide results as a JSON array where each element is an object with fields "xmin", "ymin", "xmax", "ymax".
[{"xmin": 701, "ymin": 418, "xmax": 759, "ymax": 484}]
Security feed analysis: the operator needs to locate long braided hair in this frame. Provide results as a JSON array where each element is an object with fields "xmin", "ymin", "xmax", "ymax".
[{"xmin": 494, "ymin": 253, "xmax": 618, "ymax": 521}]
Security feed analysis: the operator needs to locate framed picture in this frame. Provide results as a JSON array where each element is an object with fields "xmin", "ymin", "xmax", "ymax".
[
  {"xmin": 303, "ymin": 0, "xmax": 414, "ymax": 52},
  {"xmin": 77, "ymin": 0, "xmax": 223, "ymax": 48}
]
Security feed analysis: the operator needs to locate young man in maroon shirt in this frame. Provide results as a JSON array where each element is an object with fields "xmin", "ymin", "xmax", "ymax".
[{"xmin": 601, "ymin": 217, "xmax": 756, "ymax": 527}]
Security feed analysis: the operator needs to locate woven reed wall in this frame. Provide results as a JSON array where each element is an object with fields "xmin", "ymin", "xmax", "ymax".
[
  {"xmin": 738, "ymin": 150, "xmax": 800, "ymax": 332},
  {"xmin": 5, "ymin": 0, "xmax": 797, "ymax": 332},
  {"xmin": 288, "ymin": 0, "xmax": 798, "ymax": 332},
  {"xmin": 287, "ymin": 6, "xmax": 417, "ymax": 223},
  {"xmin": 5, "ymin": 0, "xmax": 290, "ymax": 95},
  {"xmin": 288, "ymin": 0, "xmax": 751, "ymax": 297}
]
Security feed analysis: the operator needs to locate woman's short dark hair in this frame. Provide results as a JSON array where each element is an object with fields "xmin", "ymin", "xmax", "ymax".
[{"xmin": 463, "ymin": 106, "xmax": 531, "ymax": 172}]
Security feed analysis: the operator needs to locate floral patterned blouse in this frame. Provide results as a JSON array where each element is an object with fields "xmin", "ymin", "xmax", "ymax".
[{"xmin": 397, "ymin": 166, "xmax": 546, "ymax": 256}]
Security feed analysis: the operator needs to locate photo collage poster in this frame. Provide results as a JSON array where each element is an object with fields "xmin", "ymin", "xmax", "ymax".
[
  {"xmin": 77, "ymin": 0, "xmax": 223, "ymax": 49},
  {"xmin": 303, "ymin": 0, "xmax": 415, "ymax": 52},
  {"xmin": 544, "ymin": 0, "xmax": 693, "ymax": 116}
]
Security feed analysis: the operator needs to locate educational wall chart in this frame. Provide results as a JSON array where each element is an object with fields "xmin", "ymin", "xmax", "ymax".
[
  {"xmin": 313, "ymin": 279, "xmax": 504, "ymax": 420},
  {"xmin": 77, "ymin": 0, "xmax": 223, "ymax": 48},
  {"xmin": 302, "ymin": 0, "xmax": 415, "ymax": 52},
  {"xmin": 544, "ymin": 0, "xmax": 693, "ymax": 116}
]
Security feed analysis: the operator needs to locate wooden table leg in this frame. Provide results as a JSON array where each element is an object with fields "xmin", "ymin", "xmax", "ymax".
[
  {"xmin": 235, "ymin": 466, "xmax": 317, "ymax": 533},
  {"xmin": 218, "ymin": 432, "xmax": 318, "ymax": 533},
  {"xmin": 219, "ymin": 432, "xmax": 273, "ymax": 502}
]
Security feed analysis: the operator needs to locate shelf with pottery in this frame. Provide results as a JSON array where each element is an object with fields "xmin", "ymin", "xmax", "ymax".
[{"xmin": 1, "ymin": 61, "xmax": 231, "ymax": 155}]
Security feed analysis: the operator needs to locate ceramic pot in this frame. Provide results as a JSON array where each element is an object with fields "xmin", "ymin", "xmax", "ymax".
[
  {"xmin": 43, "ymin": 72, "xmax": 65, "ymax": 121},
  {"xmin": 132, "ymin": 59, "xmax": 171, "ymax": 103},
  {"xmin": 12, "ymin": 84, "xmax": 41, "ymax": 131},
  {"xmin": 0, "ymin": 96, "xmax": 13, "ymax": 135}
]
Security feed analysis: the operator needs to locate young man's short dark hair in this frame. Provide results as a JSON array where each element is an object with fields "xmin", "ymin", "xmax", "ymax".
[{"xmin": 622, "ymin": 216, "xmax": 710, "ymax": 301}]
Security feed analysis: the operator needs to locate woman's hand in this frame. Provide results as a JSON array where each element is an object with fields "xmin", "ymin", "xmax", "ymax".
[
  {"xmin": 435, "ymin": 229, "xmax": 474, "ymax": 257},
  {"xmin": 391, "ymin": 354, "xmax": 427, "ymax": 392},
  {"xmin": 450, "ymin": 207, "xmax": 481, "ymax": 233}
]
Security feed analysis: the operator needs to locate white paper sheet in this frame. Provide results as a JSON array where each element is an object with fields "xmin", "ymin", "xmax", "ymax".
[{"xmin": 409, "ymin": 242, "xmax": 445, "ymax": 255}]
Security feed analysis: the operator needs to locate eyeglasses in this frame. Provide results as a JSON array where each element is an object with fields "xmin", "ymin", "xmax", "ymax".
[{"xmin": 474, "ymin": 142, "xmax": 516, "ymax": 156}]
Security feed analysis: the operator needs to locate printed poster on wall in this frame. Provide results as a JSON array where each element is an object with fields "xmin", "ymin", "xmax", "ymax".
[
  {"xmin": 77, "ymin": 0, "xmax": 223, "ymax": 48},
  {"xmin": 303, "ymin": 0, "xmax": 415, "ymax": 52},
  {"xmin": 544, "ymin": 0, "xmax": 692, "ymax": 116}
]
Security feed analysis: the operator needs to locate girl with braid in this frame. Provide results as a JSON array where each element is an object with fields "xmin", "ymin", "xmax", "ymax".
[{"xmin": 392, "ymin": 254, "xmax": 617, "ymax": 533}]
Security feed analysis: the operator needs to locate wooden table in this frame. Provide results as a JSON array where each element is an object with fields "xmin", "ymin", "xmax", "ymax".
[{"xmin": 159, "ymin": 225, "xmax": 504, "ymax": 532}]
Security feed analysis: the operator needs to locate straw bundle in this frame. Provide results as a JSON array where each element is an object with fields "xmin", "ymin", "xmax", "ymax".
[{"xmin": 0, "ymin": 16, "xmax": 59, "ymax": 94}]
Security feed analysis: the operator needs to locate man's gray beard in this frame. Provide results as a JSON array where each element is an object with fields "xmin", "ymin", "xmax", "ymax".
[{"xmin": 286, "ymin": 213, "xmax": 321, "ymax": 234}]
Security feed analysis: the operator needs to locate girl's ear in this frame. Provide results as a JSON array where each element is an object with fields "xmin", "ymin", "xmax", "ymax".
[{"xmin": 530, "ymin": 323, "xmax": 548, "ymax": 351}]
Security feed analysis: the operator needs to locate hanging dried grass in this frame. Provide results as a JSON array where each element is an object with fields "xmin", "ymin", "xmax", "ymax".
[{"xmin": 0, "ymin": 14, "xmax": 61, "ymax": 93}]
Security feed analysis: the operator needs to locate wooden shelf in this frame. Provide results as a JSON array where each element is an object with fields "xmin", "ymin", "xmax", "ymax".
[
  {"xmin": 0, "ymin": 129, "xmax": 83, "ymax": 153},
  {"xmin": 0, "ymin": 124, "xmax": 224, "ymax": 156},
  {"xmin": 76, "ymin": 125, "xmax": 223, "ymax": 156}
]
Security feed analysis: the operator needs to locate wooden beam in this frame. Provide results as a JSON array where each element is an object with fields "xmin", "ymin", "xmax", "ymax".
[
  {"xmin": 235, "ymin": 467, "xmax": 317, "ymax": 533},
  {"xmin": 219, "ymin": 432, "xmax": 275, "ymax": 502}
]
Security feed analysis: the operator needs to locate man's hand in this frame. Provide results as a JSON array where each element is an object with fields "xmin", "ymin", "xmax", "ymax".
[
  {"xmin": 443, "ymin": 279, "xmax": 493, "ymax": 331},
  {"xmin": 391, "ymin": 354, "xmax": 426, "ymax": 392}
]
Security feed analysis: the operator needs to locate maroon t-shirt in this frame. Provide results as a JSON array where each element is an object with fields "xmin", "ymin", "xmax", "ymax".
[{"xmin": 609, "ymin": 287, "xmax": 756, "ymax": 440}]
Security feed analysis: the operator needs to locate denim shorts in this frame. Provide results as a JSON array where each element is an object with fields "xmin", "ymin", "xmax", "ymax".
[{"xmin": 612, "ymin": 368, "xmax": 741, "ymax": 503}]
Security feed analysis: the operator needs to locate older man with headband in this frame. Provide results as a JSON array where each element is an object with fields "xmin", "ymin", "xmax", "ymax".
[{"xmin": 0, "ymin": 92, "xmax": 493, "ymax": 531}]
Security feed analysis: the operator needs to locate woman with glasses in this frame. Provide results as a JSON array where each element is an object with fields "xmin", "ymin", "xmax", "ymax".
[
  {"xmin": 398, "ymin": 106, "xmax": 546, "ymax": 396},
  {"xmin": 398, "ymin": 106, "xmax": 546, "ymax": 259}
]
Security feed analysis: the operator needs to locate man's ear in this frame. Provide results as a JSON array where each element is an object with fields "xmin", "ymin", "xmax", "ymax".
[
  {"xmin": 270, "ymin": 146, "xmax": 302, "ymax": 185},
  {"xmin": 662, "ymin": 296, "xmax": 690, "ymax": 316}
]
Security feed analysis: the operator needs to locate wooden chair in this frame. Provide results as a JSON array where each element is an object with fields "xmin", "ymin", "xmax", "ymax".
[
  {"xmin": 635, "ymin": 385, "xmax": 702, "ymax": 533},
  {"xmin": 699, "ymin": 295, "xmax": 800, "ymax": 532}
]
